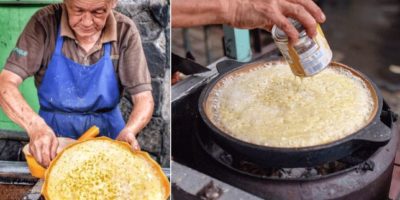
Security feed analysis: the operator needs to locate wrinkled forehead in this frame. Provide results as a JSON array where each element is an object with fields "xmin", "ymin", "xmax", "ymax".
[{"xmin": 64, "ymin": 0, "xmax": 116, "ymax": 7}]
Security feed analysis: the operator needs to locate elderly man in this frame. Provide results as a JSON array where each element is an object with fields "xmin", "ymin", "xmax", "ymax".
[{"xmin": 0, "ymin": 0, "xmax": 153, "ymax": 167}]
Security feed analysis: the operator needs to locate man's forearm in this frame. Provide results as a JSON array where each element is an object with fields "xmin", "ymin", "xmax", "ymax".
[
  {"xmin": 124, "ymin": 91, "xmax": 154, "ymax": 136},
  {"xmin": 172, "ymin": 0, "xmax": 326, "ymax": 43},
  {"xmin": 0, "ymin": 70, "xmax": 45, "ymax": 135},
  {"xmin": 172, "ymin": 0, "xmax": 231, "ymax": 27}
]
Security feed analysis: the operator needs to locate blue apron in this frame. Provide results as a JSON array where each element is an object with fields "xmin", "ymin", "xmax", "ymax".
[{"xmin": 37, "ymin": 28, "xmax": 125, "ymax": 139}]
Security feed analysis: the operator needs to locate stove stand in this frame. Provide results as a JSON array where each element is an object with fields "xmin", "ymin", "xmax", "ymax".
[{"xmin": 172, "ymin": 56, "xmax": 398, "ymax": 200}]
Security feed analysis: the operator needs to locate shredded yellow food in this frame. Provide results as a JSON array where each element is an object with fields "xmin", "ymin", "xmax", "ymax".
[
  {"xmin": 210, "ymin": 62, "xmax": 374, "ymax": 148},
  {"xmin": 45, "ymin": 139, "xmax": 167, "ymax": 200}
]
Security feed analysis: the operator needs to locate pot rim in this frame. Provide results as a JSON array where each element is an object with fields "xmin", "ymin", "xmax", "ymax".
[{"xmin": 198, "ymin": 59, "xmax": 383, "ymax": 152}]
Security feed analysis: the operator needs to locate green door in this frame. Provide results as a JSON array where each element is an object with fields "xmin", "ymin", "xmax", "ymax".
[{"xmin": 0, "ymin": 1, "xmax": 61, "ymax": 131}]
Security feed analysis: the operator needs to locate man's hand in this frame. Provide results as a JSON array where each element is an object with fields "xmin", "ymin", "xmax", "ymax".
[
  {"xmin": 28, "ymin": 121, "xmax": 59, "ymax": 168},
  {"xmin": 0, "ymin": 70, "xmax": 58, "ymax": 167},
  {"xmin": 173, "ymin": 0, "xmax": 326, "ymax": 44},
  {"xmin": 116, "ymin": 129, "xmax": 141, "ymax": 151},
  {"xmin": 227, "ymin": 0, "xmax": 326, "ymax": 43},
  {"xmin": 115, "ymin": 91, "xmax": 153, "ymax": 151}
]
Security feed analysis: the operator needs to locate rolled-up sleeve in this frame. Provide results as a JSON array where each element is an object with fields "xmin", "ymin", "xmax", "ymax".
[{"xmin": 3, "ymin": 13, "xmax": 45, "ymax": 80}]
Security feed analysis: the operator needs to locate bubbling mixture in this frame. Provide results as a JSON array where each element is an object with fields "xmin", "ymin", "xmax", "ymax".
[{"xmin": 209, "ymin": 62, "xmax": 374, "ymax": 148}]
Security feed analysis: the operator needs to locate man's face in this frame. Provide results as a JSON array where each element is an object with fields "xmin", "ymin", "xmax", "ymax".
[{"xmin": 65, "ymin": 0, "xmax": 115, "ymax": 39}]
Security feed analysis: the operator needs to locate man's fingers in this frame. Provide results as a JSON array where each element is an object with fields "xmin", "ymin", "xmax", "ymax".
[
  {"xmin": 50, "ymin": 137, "xmax": 59, "ymax": 160},
  {"xmin": 41, "ymin": 141, "xmax": 51, "ymax": 167},
  {"xmin": 282, "ymin": 2, "xmax": 317, "ymax": 38},
  {"xmin": 127, "ymin": 134, "xmax": 140, "ymax": 151},
  {"xmin": 131, "ymin": 139, "xmax": 141, "ymax": 151},
  {"xmin": 31, "ymin": 143, "xmax": 43, "ymax": 167},
  {"xmin": 116, "ymin": 131, "xmax": 127, "ymax": 142},
  {"xmin": 272, "ymin": 12, "xmax": 299, "ymax": 44},
  {"xmin": 116, "ymin": 130, "xmax": 140, "ymax": 151},
  {"xmin": 125, "ymin": 134, "xmax": 132, "ymax": 144},
  {"xmin": 288, "ymin": 0, "xmax": 325, "ymax": 23}
]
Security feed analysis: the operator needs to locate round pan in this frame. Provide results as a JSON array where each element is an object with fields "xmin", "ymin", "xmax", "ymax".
[{"xmin": 198, "ymin": 59, "xmax": 392, "ymax": 168}]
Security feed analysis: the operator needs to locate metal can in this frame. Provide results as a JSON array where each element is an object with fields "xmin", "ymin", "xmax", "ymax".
[{"xmin": 272, "ymin": 19, "xmax": 332, "ymax": 77}]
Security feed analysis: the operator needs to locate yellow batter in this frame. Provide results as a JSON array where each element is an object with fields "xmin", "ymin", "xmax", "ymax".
[
  {"xmin": 44, "ymin": 139, "xmax": 169, "ymax": 200},
  {"xmin": 210, "ymin": 62, "xmax": 374, "ymax": 148}
]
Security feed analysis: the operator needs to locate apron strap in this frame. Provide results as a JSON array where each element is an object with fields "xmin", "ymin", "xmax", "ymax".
[
  {"xmin": 54, "ymin": 27, "xmax": 64, "ymax": 56},
  {"xmin": 104, "ymin": 42, "xmax": 111, "ymax": 58}
]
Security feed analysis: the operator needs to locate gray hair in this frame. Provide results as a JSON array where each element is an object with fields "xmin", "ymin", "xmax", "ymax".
[{"xmin": 63, "ymin": 0, "xmax": 117, "ymax": 4}]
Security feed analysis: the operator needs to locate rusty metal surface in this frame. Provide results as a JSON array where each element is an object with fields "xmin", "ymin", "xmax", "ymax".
[
  {"xmin": 0, "ymin": 184, "xmax": 33, "ymax": 200},
  {"xmin": 22, "ymin": 180, "xmax": 43, "ymax": 200}
]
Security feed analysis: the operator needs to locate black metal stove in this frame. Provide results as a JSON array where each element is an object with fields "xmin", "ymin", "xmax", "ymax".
[{"xmin": 172, "ymin": 56, "xmax": 398, "ymax": 200}]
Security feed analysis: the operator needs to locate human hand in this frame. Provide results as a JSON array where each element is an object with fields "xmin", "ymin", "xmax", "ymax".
[
  {"xmin": 27, "ymin": 122, "xmax": 59, "ymax": 168},
  {"xmin": 116, "ymin": 129, "xmax": 141, "ymax": 151},
  {"xmin": 56, "ymin": 137, "xmax": 76, "ymax": 154},
  {"xmin": 226, "ymin": 0, "xmax": 326, "ymax": 43}
]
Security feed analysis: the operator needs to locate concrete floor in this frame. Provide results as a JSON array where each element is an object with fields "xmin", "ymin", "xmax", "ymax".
[
  {"xmin": 320, "ymin": 0, "xmax": 400, "ymax": 92},
  {"xmin": 321, "ymin": 2, "xmax": 400, "ymax": 198}
]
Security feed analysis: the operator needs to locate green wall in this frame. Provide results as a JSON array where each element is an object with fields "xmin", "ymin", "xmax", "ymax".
[{"xmin": 0, "ymin": 2, "xmax": 61, "ymax": 131}]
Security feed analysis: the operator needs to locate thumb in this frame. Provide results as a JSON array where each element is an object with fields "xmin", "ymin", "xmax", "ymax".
[{"xmin": 130, "ymin": 137, "xmax": 141, "ymax": 151}]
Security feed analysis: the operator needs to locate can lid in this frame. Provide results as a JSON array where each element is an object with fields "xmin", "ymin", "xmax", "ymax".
[{"xmin": 272, "ymin": 18, "xmax": 306, "ymax": 41}]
